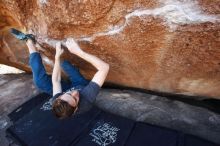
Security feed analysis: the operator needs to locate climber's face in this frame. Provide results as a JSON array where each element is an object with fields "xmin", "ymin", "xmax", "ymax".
[{"xmin": 59, "ymin": 90, "xmax": 79, "ymax": 108}]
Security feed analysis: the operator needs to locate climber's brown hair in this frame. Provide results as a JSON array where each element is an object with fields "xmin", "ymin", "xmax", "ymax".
[{"xmin": 52, "ymin": 98, "xmax": 76, "ymax": 119}]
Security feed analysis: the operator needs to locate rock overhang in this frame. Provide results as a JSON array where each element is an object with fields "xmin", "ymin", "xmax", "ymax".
[{"xmin": 0, "ymin": 0, "xmax": 219, "ymax": 99}]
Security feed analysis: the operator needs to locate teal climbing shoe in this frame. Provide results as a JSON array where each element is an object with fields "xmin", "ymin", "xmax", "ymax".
[{"xmin": 10, "ymin": 28, "xmax": 36, "ymax": 43}]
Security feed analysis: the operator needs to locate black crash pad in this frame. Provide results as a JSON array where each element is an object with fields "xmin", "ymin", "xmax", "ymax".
[
  {"xmin": 125, "ymin": 122, "xmax": 179, "ymax": 146},
  {"xmin": 125, "ymin": 122, "xmax": 219, "ymax": 146},
  {"xmin": 183, "ymin": 134, "xmax": 218, "ymax": 146},
  {"xmin": 8, "ymin": 93, "xmax": 49, "ymax": 123},
  {"xmin": 7, "ymin": 94, "xmax": 219, "ymax": 146},
  {"xmin": 7, "ymin": 96, "xmax": 135, "ymax": 146},
  {"xmin": 72, "ymin": 111, "xmax": 134, "ymax": 146},
  {"xmin": 7, "ymin": 98, "xmax": 101, "ymax": 146}
]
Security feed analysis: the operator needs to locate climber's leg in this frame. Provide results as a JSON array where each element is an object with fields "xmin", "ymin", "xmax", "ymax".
[
  {"xmin": 10, "ymin": 29, "xmax": 70, "ymax": 94},
  {"xmin": 29, "ymin": 52, "xmax": 53, "ymax": 95},
  {"xmin": 28, "ymin": 40, "xmax": 70, "ymax": 95}
]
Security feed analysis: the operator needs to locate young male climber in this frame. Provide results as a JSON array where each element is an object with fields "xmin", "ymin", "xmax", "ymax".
[{"xmin": 10, "ymin": 29, "xmax": 109, "ymax": 119}]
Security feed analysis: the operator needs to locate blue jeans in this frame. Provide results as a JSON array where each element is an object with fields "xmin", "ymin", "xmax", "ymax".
[{"xmin": 29, "ymin": 52, "xmax": 89, "ymax": 95}]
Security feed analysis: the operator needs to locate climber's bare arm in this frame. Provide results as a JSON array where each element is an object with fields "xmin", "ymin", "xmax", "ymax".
[
  {"xmin": 66, "ymin": 38, "xmax": 109, "ymax": 87},
  {"xmin": 52, "ymin": 42, "xmax": 63, "ymax": 96}
]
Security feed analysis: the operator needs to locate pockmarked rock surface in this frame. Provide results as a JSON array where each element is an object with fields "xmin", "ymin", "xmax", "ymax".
[{"xmin": 0, "ymin": 0, "xmax": 220, "ymax": 99}]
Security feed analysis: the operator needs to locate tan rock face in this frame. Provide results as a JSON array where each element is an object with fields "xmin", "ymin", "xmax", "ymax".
[{"xmin": 0, "ymin": 0, "xmax": 219, "ymax": 99}]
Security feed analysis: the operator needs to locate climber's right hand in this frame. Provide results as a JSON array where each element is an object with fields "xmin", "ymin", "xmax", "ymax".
[{"xmin": 65, "ymin": 38, "xmax": 84, "ymax": 56}]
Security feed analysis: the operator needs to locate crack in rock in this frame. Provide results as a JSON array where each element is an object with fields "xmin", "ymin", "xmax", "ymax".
[
  {"xmin": 78, "ymin": 1, "xmax": 219, "ymax": 41},
  {"xmin": 36, "ymin": 0, "xmax": 219, "ymax": 48}
]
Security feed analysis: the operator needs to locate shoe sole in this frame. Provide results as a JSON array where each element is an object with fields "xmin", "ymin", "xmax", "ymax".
[{"xmin": 10, "ymin": 28, "xmax": 27, "ymax": 40}]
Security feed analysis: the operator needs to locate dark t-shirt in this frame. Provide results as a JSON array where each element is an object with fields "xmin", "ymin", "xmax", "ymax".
[{"xmin": 52, "ymin": 81, "xmax": 100, "ymax": 114}]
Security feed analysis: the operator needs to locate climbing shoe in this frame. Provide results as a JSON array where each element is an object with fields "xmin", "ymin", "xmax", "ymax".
[{"xmin": 10, "ymin": 28, "xmax": 36, "ymax": 43}]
